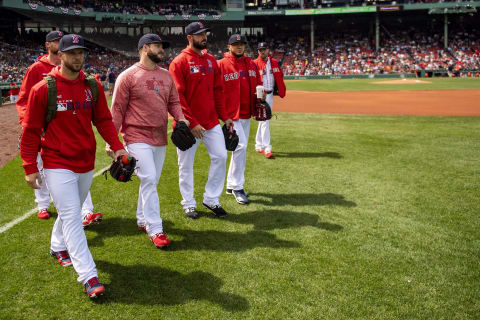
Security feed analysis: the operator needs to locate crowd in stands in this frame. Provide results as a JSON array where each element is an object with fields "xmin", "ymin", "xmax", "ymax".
[
  {"xmin": 275, "ymin": 29, "xmax": 480, "ymax": 76},
  {"xmin": 24, "ymin": 0, "xmax": 220, "ymax": 16},
  {"xmin": 246, "ymin": 0, "xmax": 476, "ymax": 10},
  {"xmin": 2, "ymin": 28, "xmax": 479, "ymax": 94}
]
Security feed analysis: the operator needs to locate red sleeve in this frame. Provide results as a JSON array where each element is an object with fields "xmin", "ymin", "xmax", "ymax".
[
  {"xmin": 166, "ymin": 75, "xmax": 184, "ymax": 121},
  {"xmin": 212, "ymin": 59, "xmax": 228, "ymax": 121},
  {"xmin": 20, "ymin": 84, "xmax": 47, "ymax": 175},
  {"xmin": 16, "ymin": 65, "xmax": 41, "ymax": 125},
  {"xmin": 110, "ymin": 71, "xmax": 130, "ymax": 132},
  {"xmin": 92, "ymin": 80, "xmax": 124, "ymax": 152},
  {"xmin": 169, "ymin": 58, "xmax": 199, "ymax": 129},
  {"xmin": 217, "ymin": 59, "xmax": 229, "ymax": 115}
]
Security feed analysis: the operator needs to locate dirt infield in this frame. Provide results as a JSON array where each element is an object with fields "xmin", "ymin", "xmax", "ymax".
[
  {"xmin": 1, "ymin": 89, "xmax": 480, "ymax": 168},
  {"xmin": 274, "ymin": 89, "xmax": 480, "ymax": 116},
  {"xmin": 0, "ymin": 103, "xmax": 21, "ymax": 168}
]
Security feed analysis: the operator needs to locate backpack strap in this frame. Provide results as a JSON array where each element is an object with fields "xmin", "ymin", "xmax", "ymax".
[
  {"xmin": 84, "ymin": 74, "xmax": 98, "ymax": 104},
  {"xmin": 44, "ymin": 75, "xmax": 57, "ymax": 132}
]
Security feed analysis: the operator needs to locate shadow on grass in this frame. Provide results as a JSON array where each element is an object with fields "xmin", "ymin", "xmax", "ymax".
[
  {"xmin": 163, "ymin": 220, "xmax": 300, "ymax": 252},
  {"xmin": 225, "ymin": 210, "xmax": 343, "ymax": 231},
  {"xmin": 273, "ymin": 152, "xmax": 342, "ymax": 159},
  {"xmin": 250, "ymin": 192, "xmax": 356, "ymax": 207},
  {"xmin": 86, "ymin": 217, "xmax": 141, "ymax": 247},
  {"xmin": 95, "ymin": 260, "xmax": 249, "ymax": 311},
  {"xmin": 87, "ymin": 217, "xmax": 301, "ymax": 252}
]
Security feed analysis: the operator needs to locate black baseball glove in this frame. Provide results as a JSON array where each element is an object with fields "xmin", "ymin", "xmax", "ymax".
[
  {"xmin": 254, "ymin": 100, "xmax": 272, "ymax": 121},
  {"xmin": 222, "ymin": 124, "xmax": 239, "ymax": 151},
  {"xmin": 171, "ymin": 121, "xmax": 195, "ymax": 151},
  {"xmin": 105, "ymin": 155, "xmax": 137, "ymax": 182}
]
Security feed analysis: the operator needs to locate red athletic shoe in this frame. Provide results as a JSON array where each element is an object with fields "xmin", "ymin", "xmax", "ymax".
[
  {"xmin": 265, "ymin": 151, "xmax": 274, "ymax": 159},
  {"xmin": 82, "ymin": 212, "xmax": 103, "ymax": 227},
  {"xmin": 138, "ymin": 225, "xmax": 147, "ymax": 233},
  {"xmin": 150, "ymin": 233, "xmax": 170, "ymax": 248},
  {"xmin": 255, "ymin": 149, "xmax": 264, "ymax": 154},
  {"xmin": 84, "ymin": 277, "xmax": 105, "ymax": 299},
  {"xmin": 37, "ymin": 209, "xmax": 50, "ymax": 219},
  {"xmin": 50, "ymin": 250, "xmax": 73, "ymax": 267}
]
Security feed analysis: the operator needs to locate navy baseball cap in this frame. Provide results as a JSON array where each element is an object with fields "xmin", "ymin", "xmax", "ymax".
[
  {"xmin": 258, "ymin": 42, "xmax": 269, "ymax": 50},
  {"xmin": 59, "ymin": 34, "xmax": 88, "ymax": 52},
  {"xmin": 138, "ymin": 33, "xmax": 170, "ymax": 50},
  {"xmin": 46, "ymin": 30, "xmax": 63, "ymax": 42},
  {"xmin": 228, "ymin": 34, "xmax": 247, "ymax": 45},
  {"xmin": 185, "ymin": 22, "xmax": 210, "ymax": 35}
]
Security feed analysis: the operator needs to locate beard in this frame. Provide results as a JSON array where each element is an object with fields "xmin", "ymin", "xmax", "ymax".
[
  {"xmin": 192, "ymin": 38, "xmax": 207, "ymax": 50},
  {"xmin": 147, "ymin": 51, "xmax": 162, "ymax": 64},
  {"xmin": 232, "ymin": 51, "xmax": 244, "ymax": 58},
  {"xmin": 50, "ymin": 49, "xmax": 59, "ymax": 55},
  {"xmin": 63, "ymin": 60, "xmax": 83, "ymax": 73}
]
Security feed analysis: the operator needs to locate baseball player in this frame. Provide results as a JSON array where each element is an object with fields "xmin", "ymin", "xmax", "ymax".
[
  {"xmin": 218, "ymin": 34, "xmax": 261, "ymax": 205},
  {"xmin": 109, "ymin": 34, "xmax": 189, "ymax": 248},
  {"xmin": 253, "ymin": 42, "xmax": 286, "ymax": 159},
  {"xmin": 169, "ymin": 22, "xmax": 233, "ymax": 219},
  {"xmin": 16, "ymin": 30, "xmax": 102, "ymax": 226},
  {"xmin": 20, "ymin": 34, "xmax": 128, "ymax": 298}
]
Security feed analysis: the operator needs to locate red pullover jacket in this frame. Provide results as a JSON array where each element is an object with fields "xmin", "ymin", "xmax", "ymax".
[
  {"xmin": 17, "ymin": 54, "xmax": 57, "ymax": 125},
  {"xmin": 169, "ymin": 47, "xmax": 228, "ymax": 130},
  {"xmin": 217, "ymin": 52, "xmax": 261, "ymax": 120},
  {"xmin": 20, "ymin": 67, "xmax": 124, "ymax": 175},
  {"xmin": 253, "ymin": 56, "xmax": 287, "ymax": 98}
]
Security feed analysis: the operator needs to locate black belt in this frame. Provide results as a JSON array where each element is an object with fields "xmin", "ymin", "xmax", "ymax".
[{"xmin": 265, "ymin": 90, "xmax": 273, "ymax": 94}]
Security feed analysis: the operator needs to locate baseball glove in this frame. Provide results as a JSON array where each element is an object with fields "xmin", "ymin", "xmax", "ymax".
[
  {"xmin": 254, "ymin": 100, "xmax": 272, "ymax": 121},
  {"xmin": 171, "ymin": 121, "xmax": 195, "ymax": 151},
  {"xmin": 222, "ymin": 124, "xmax": 239, "ymax": 151},
  {"xmin": 105, "ymin": 155, "xmax": 137, "ymax": 182}
]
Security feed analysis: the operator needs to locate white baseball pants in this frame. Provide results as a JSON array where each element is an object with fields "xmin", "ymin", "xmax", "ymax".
[
  {"xmin": 45, "ymin": 169, "xmax": 97, "ymax": 284},
  {"xmin": 227, "ymin": 119, "xmax": 251, "ymax": 191},
  {"xmin": 126, "ymin": 143, "xmax": 166, "ymax": 236},
  {"xmin": 177, "ymin": 124, "xmax": 227, "ymax": 209},
  {"xmin": 37, "ymin": 152, "xmax": 95, "ymax": 216},
  {"xmin": 255, "ymin": 92, "xmax": 274, "ymax": 153}
]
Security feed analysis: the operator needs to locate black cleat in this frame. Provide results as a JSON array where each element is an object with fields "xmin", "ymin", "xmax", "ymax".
[
  {"xmin": 184, "ymin": 207, "xmax": 199, "ymax": 219},
  {"xmin": 231, "ymin": 189, "xmax": 249, "ymax": 205},
  {"xmin": 203, "ymin": 203, "xmax": 228, "ymax": 218}
]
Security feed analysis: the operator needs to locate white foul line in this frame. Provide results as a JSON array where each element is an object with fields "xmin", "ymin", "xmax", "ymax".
[{"xmin": 0, "ymin": 164, "xmax": 110, "ymax": 234}]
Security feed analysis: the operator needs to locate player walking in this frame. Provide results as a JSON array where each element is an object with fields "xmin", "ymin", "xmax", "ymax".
[
  {"xmin": 218, "ymin": 34, "xmax": 261, "ymax": 204},
  {"xmin": 110, "ymin": 34, "xmax": 189, "ymax": 248},
  {"xmin": 253, "ymin": 42, "xmax": 286, "ymax": 159},
  {"xmin": 16, "ymin": 30, "xmax": 102, "ymax": 226},
  {"xmin": 169, "ymin": 22, "xmax": 233, "ymax": 218},
  {"xmin": 20, "ymin": 34, "xmax": 129, "ymax": 298}
]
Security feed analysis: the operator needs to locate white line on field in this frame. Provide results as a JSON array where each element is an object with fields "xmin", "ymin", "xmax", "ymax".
[{"xmin": 0, "ymin": 128, "xmax": 174, "ymax": 234}]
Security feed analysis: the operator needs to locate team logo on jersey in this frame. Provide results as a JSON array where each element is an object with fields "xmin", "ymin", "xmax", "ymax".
[
  {"xmin": 190, "ymin": 66, "xmax": 200, "ymax": 74},
  {"xmin": 207, "ymin": 59, "xmax": 213, "ymax": 73},
  {"xmin": 249, "ymin": 70, "xmax": 256, "ymax": 77},
  {"xmin": 56, "ymin": 103, "xmax": 67, "ymax": 112}
]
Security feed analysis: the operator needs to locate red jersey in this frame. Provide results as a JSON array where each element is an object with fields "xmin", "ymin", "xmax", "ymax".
[
  {"xmin": 9, "ymin": 83, "xmax": 20, "ymax": 96},
  {"xmin": 16, "ymin": 54, "xmax": 57, "ymax": 125},
  {"xmin": 20, "ymin": 67, "xmax": 124, "ymax": 175},
  {"xmin": 217, "ymin": 52, "xmax": 261, "ymax": 120},
  {"xmin": 253, "ymin": 56, "xmax": 287, "ymax": 98},
  {"xmin": 169, "ymin": 47, "xmax": 227, "ymax": 130}
]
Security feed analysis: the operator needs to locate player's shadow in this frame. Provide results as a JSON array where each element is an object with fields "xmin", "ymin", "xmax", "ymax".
[
  {"xmin": 95, "ymin": 260, "xmax": 249, "ymax": 310},
  {"xmin": 86, "ymin": 217, "xmax": 141, "ymax": 247},
  {"xmin": 162, "ymin": 220, "xmax": 300, "ymax": 252},
  {"xmin": 86, "ymin": 218, "xmax": 300, "ymax": 252},
  {"xmin": 226, "ymin": 210, "xmax": 343, "ymax": 231},
  {"xmin": 250, "ymin": 192, "xmax": 356, "ymax": 207},
  {"xmin": 273, "ymin": 152, "xmax": 342, "ymax": 159}
]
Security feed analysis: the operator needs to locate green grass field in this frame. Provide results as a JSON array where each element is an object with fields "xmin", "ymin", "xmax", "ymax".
[
  {"xmin": 286, "ymin": 77, "xmax": 480, "ymax": 92},
  {"xmin": 1, "ymin": 83, "xmax": 480, "ymax": 319}
]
